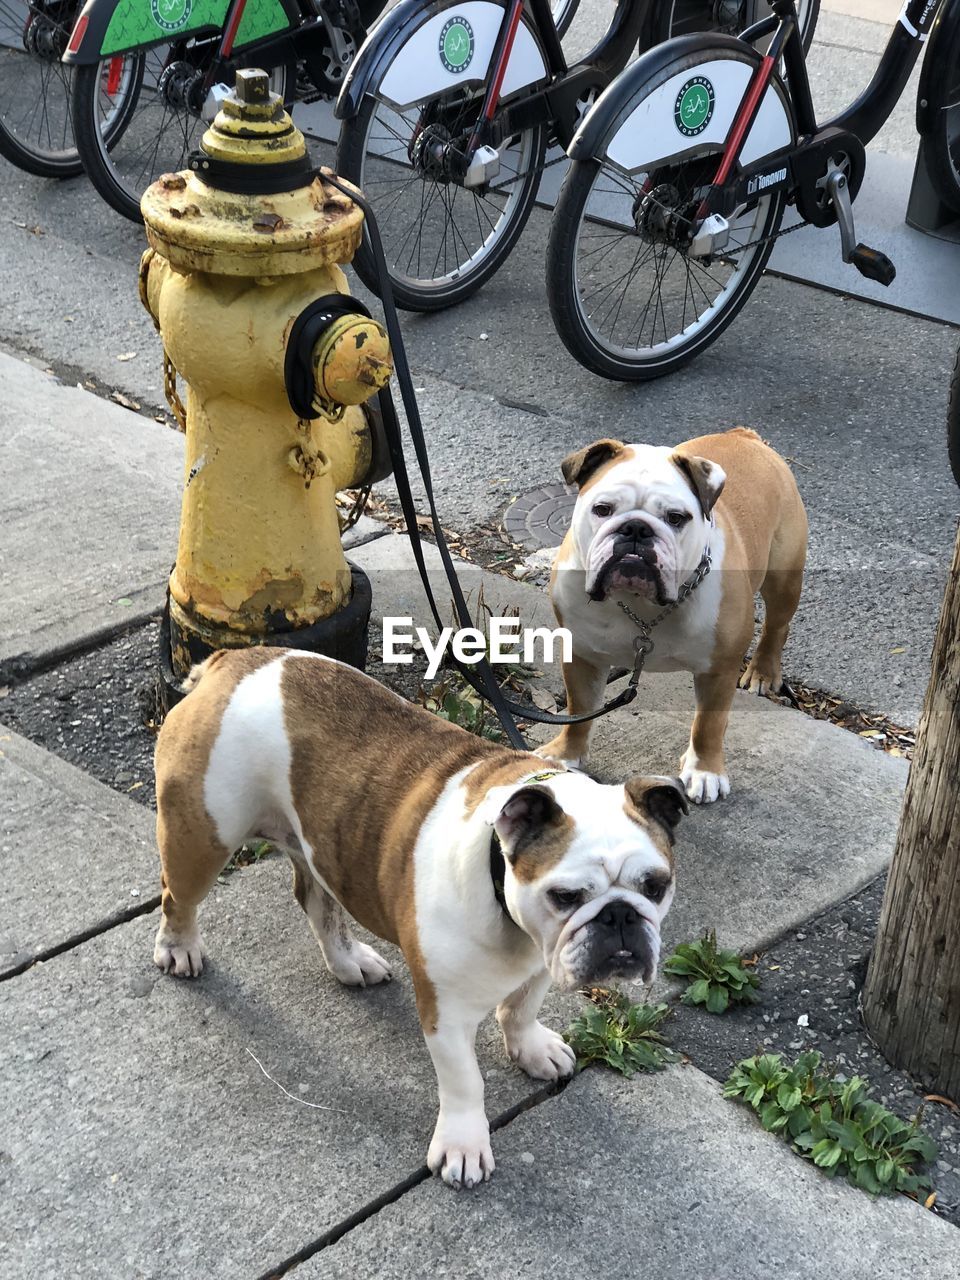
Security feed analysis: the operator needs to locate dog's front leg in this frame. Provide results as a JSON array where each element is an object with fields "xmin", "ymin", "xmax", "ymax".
[
  {"xmin": 497, "ymin": 969, "xmax": 576, "ymax": 1081},
  {"xmin": 538, "ymin": 652, "xmax": 609, "ymax": 766},
  {"xmin": 423, "ymin": 1001, "xmax": 494, "ymax": 1190}
]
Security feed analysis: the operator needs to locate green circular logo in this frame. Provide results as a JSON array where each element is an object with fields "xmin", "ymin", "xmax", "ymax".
[
  {"xmin": 439, "ymin": 17, "xmax": 474, "ymax": 74},
  {"xmin": 674, "ymin": 76, "xmax": 715, "ymax": 137},
  {"xmin": 151, "ymin": 0, "xmax": 192, "ymax": 34}
]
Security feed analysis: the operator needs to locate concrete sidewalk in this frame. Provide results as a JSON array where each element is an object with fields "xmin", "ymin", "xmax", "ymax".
[{"xmin": 0, "ymin": 352, "xmax": 954, "ymax": 1276}]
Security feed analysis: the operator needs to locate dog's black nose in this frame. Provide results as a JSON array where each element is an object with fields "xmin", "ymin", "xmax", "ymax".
[
  {"xmin": 618, "ymin": 519, "xmax": 653, "ymax": 541},
  {"xmin": 598, "ymin": 900, "xmax": 640, "ymax": 930}
]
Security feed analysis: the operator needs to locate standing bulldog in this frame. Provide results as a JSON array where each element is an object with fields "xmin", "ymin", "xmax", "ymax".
[
  {"xmin": 153, "ymin": 648, "xmax": 685, "ymax": 1188},
  {"xmin": 542, "ymin": 428, "xmax": 807, "ymax": 803}
]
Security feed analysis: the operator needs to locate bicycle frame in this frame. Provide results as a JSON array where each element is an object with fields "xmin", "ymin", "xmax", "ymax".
[
  {"xmin": 703, "ymin": 0, "xmax": 944, "ymax": 205},
  {"xmin": 338, "ymin": 0, "xmax": 654, "ymax": 149},
  {"xmin": 63, "ymin": 0, "xmax": 297, "ymax": 66}
]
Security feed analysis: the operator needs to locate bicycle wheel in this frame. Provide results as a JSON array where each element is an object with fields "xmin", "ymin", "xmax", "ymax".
[
  {"xmin": 948, "ymin": 342, "xmax": 960, "ymax": 489},
  {"xmin": 73, "ymin": 53, "xmax": 290, "ymax": 223},
  {"xmin": 546, "ymin": 53, "xmax": 790, "ymax": 380},
  {"xmin": 337, "ymin": 89, "xmax": 546, "ymax": 311},
  {"xmin": 654, "ymin": 1, "xmax": 820, "ymax": 53},
  {"xmin": 0, "ymin": 0, "xmax": 82, "ymax": 176},
  {"xmin": 553, "ymin": 0, "xmax": 582, "ymax": 39},
  {"xmin": 924, "ymin": 8, "xmax": 960, "ymax": 213}
]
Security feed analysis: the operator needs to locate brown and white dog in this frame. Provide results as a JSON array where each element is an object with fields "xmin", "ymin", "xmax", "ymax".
[
  {"xmin": 541, "ymin": 429, "xmax": 808, "ymax": 803},
  {"xmin": 153, "ymin": 648, "xmax": 686, "ymax": 1188}
]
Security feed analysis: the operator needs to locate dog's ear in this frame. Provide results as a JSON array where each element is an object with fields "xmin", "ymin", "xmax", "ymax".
[
  {"xmin": 671, "ymin": 453, "xmax": 726, "ymax": 517},
  {"xmin": 493, "ymin": 785, "xmax": 567, "ymax": 858},
  {"xmin": 561, "ymin": 439, "xmax": 626, "ymax": 489},
  {"xmin": 624, "ymin": 775, "xmax": 689, "ymax": 838}
]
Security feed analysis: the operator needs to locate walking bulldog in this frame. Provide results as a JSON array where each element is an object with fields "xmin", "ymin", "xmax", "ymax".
[
  {"xmin": 542, "ymin": 429, "xmax": 807, "ymax": 803},
  {"xmin": 153, "ymin": 649, "xmax": 686, "ymax": 1188}
]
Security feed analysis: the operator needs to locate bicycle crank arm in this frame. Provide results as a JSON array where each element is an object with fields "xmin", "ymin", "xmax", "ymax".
[{"xmin": 824, "ymin": 167, "xmax": 896, "ymax": 286}]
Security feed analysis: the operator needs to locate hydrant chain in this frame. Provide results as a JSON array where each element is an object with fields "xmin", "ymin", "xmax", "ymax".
[{"xmin": 163, "ymin": 352, "xmax": 187, "ymax": 433}]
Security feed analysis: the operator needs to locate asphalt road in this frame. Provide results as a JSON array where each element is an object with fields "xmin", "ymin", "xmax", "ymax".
[{"xmin": 1, "ymin": 2, "xmax": 958, "ymax": 724}]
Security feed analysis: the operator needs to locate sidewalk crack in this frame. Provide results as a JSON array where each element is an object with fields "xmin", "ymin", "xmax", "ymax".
[
  {"xmin": 254, "ymin": 1077, "xmax": 569, "ymax": 1279},
  {"xmin": 0, "ymin": 895, "xmax": 161, "ymax": 982}
]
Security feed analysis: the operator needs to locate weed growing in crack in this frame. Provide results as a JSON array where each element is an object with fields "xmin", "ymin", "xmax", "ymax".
[
  {"xmin": 664, "ymin": 929, "xmax": 760, "ymax": 1013},
  {"xmin": 564, "ymin": 990, "xmax": 678, "ymax": 1077},
  {"xmin": 724, "ymin": 1051, "xmax": 938, "ymax": 1197}
]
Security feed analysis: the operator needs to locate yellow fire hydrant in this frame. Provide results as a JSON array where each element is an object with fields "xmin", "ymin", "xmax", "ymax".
[{"xmin": 138, "ymin": 69, "xmax": 392, "ymax": 697}]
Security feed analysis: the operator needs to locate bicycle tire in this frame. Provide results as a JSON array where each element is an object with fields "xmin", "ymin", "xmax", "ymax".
[
  {"xmin": 0, "ymin": 0, "xmax": 83, "ymax": 176},
  {"xmin": 546, "ymin": 48, "xmax": 790, "ymax": 381},
  {"xmin": 73, "ymin": 57, "xmax": 291, "ymax": 223},
  {"xmin": 652, "ymin": 0, "xmax": 821, "ymax": 53},
  {"xmin": 553, "ymin": 0, "xmax": 582, "ymax": 39},
  {"xmin": 948, "ymin": 341, "xmax": 960, "ymax": 489},
  {"xmin": 337, "ymin": 90, "xmax": 546, "ymax": 312},
  {"xmin": 923, "ymin": 5, "xmax": 960, "ymax": 213}
]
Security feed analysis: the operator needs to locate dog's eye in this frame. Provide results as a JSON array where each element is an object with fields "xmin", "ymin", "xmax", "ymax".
[
  {"xmin": 641, "ymin": 873, "xmax": 671, "ymax": 904},
  {"xmin": 592, "ymin": 502, "xmax": 614, "ymax": 519},
  {"xmin": 665, "ymin": 511, "xmax": 690, "ymax": 528},
  {"xmin": 548, "ymin": 887, "xmax": 584, "ymax": 911}
]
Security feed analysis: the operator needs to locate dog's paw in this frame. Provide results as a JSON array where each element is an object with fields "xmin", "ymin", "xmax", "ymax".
[
  {"xmin": 680, "ymin": 765, "xmax": 730, "ymax": 805},
  {"xmin": 326, "ymin": 940, "xmax": 392, "ymax": 988},
  {"xmin": 739, "ymin": 657, "xmax": 782, "ymax": 697},
  {"xmin": 504, "ymin": 1021, "xmax": 577, "ymax": 1081},
  {"xmin": 428, "ymin": 1112, "xmax": 495, "ymax": 1190},
  {"xmin": 154, "ymin": 926, "xmax": 205, "ymax": 978},
  {"xmin": 535, "ymin": 738, "xmax": 582, "ymax": 767}
]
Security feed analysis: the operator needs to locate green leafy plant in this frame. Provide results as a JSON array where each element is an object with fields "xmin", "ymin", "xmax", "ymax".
[
  {"xmin": 420, "ymin": 675, "xmax": 506, "ymax": 740},
  {"xmin": 663, "ymin": 929, "xmax": 760, "ymax": 1013},
  {"xmin": 724, "ymin": 1051, "xmax": 938, "ymax": 1197},
  {"xmin": 564, "ymin": 991, "xmax": 678, "ymax": 1077}
]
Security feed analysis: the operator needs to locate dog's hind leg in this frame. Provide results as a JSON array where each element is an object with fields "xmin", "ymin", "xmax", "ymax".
[
  {"xmin": 740, "ymin": 514, "xmax": 807, "ymax": 696},
  {"xmin": 154, "ymin": 803, "xmax": 233, "ymax": 978},
  {"xmin": 289, "ymin": 858, "xmax": 392, "ymax": 988}
]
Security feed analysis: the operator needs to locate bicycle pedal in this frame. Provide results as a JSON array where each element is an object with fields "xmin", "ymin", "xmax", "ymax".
[{"xmin": 850, "ymin": 243, "xmax": 896, "ymax": 286}]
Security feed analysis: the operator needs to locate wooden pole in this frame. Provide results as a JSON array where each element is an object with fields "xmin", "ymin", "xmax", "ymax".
[{"xmin": 862, "ymin": 522, "xmax": 960, "ymax": 1098}]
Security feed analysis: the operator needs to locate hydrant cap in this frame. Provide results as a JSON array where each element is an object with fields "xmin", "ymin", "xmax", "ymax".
[{"xmin": 197, "ymin": 69, "xmax": 309, "ymax": 183}]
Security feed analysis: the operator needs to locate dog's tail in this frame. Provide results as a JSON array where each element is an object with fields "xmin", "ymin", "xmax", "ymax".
[{"xmin": 179, "ymin": 650, "xmax": 228, "ymax": 696}]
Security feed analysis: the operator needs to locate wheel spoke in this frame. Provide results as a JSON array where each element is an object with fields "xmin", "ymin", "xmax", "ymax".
[
  {"xmin": 569, "ymin": 151, "xmax": 775, "ymax": 364},
  {"xmin": 355, "ymin": 94, "xmax": 542, "ymax": 298}
]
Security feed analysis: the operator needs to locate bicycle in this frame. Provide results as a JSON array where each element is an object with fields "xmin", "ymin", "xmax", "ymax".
[
  {"xmin": 61, "ymin": 0, "xmax": 386, "ymax": 222},
  {"xmin": 0, "ymin": 0, "xmax": 83, "ymax": 175},
  {"xmin": 334, "ymin": 0, "xmax": 820, "ymax": 311},
  {"xmin": 546, "ymin": 0, "xmax": 960, "ymax": 380}
]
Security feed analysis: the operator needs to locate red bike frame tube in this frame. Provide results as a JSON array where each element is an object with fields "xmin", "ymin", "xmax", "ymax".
[
  {"xmin": 699, "ymin": 52, "xmax": 776, "ymax": 214},
  {"xmin": 483, "ymin": 0, "xmax": 525, "ymax": 121},
  {"xmin": 220, "ymin": 0, "xmax": 250, "ymax": 58}
]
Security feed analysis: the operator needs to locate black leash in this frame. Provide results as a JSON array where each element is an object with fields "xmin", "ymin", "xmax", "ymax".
[{"xmin": 320, "ymin": 170, "xmax": 648, "ymax": 749}]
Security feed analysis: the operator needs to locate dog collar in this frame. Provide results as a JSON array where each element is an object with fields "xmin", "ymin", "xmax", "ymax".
[{"xmin": 489, "ymin": 830, "xmax": 514, "ymax": 923}]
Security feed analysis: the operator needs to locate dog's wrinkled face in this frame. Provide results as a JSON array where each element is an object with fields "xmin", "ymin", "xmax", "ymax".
[
  {"xmin": 481, "ymin": 773, "xmax": 686, "ymax": 988},
  {"xmin": 562, "ymin": 439, "xmax": 725, "ymax": 605}
]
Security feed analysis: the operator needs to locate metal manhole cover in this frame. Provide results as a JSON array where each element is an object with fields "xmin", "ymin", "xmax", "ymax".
[{"xmin": 502, "ymin": 483, "xmax": 575, "ymax": 550}]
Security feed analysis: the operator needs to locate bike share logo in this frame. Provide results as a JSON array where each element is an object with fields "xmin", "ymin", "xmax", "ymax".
[
  {"xmin": 151, "ymin": 0, "xmax": 193, "ymax": 33},
  {"xmin": 674, "ymin": 76, "xmax": 715, "ymax": 136},
  {"xmin": 439, "ymin": 16, "xmax": 475, "ymax": 73}
]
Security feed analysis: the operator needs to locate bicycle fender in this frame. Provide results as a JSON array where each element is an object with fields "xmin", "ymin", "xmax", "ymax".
[
  {"xmin": 336, "ymin": 0, "xmax": 548, "ymax": 118},
  {"xmin": 916, "ymin": 0, "xmax": 960, "ymax": 137},
  {"xmin": 569, "ymin": 33, "xmax": 794, "ymax": 172},
  {"xmin": 63, "ymin": 0, "xmax": 295, "ymax": 65}
]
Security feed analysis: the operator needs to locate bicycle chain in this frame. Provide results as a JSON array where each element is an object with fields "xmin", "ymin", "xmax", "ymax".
[{"xmin": 720, "ymin": 212, "xmax": 811, "ymax": 258}]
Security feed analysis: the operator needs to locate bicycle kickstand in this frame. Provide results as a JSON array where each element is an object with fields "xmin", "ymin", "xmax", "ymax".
[{"xmin": 822, "ymin": 166, "xmax": 897, "ymax": 286}]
